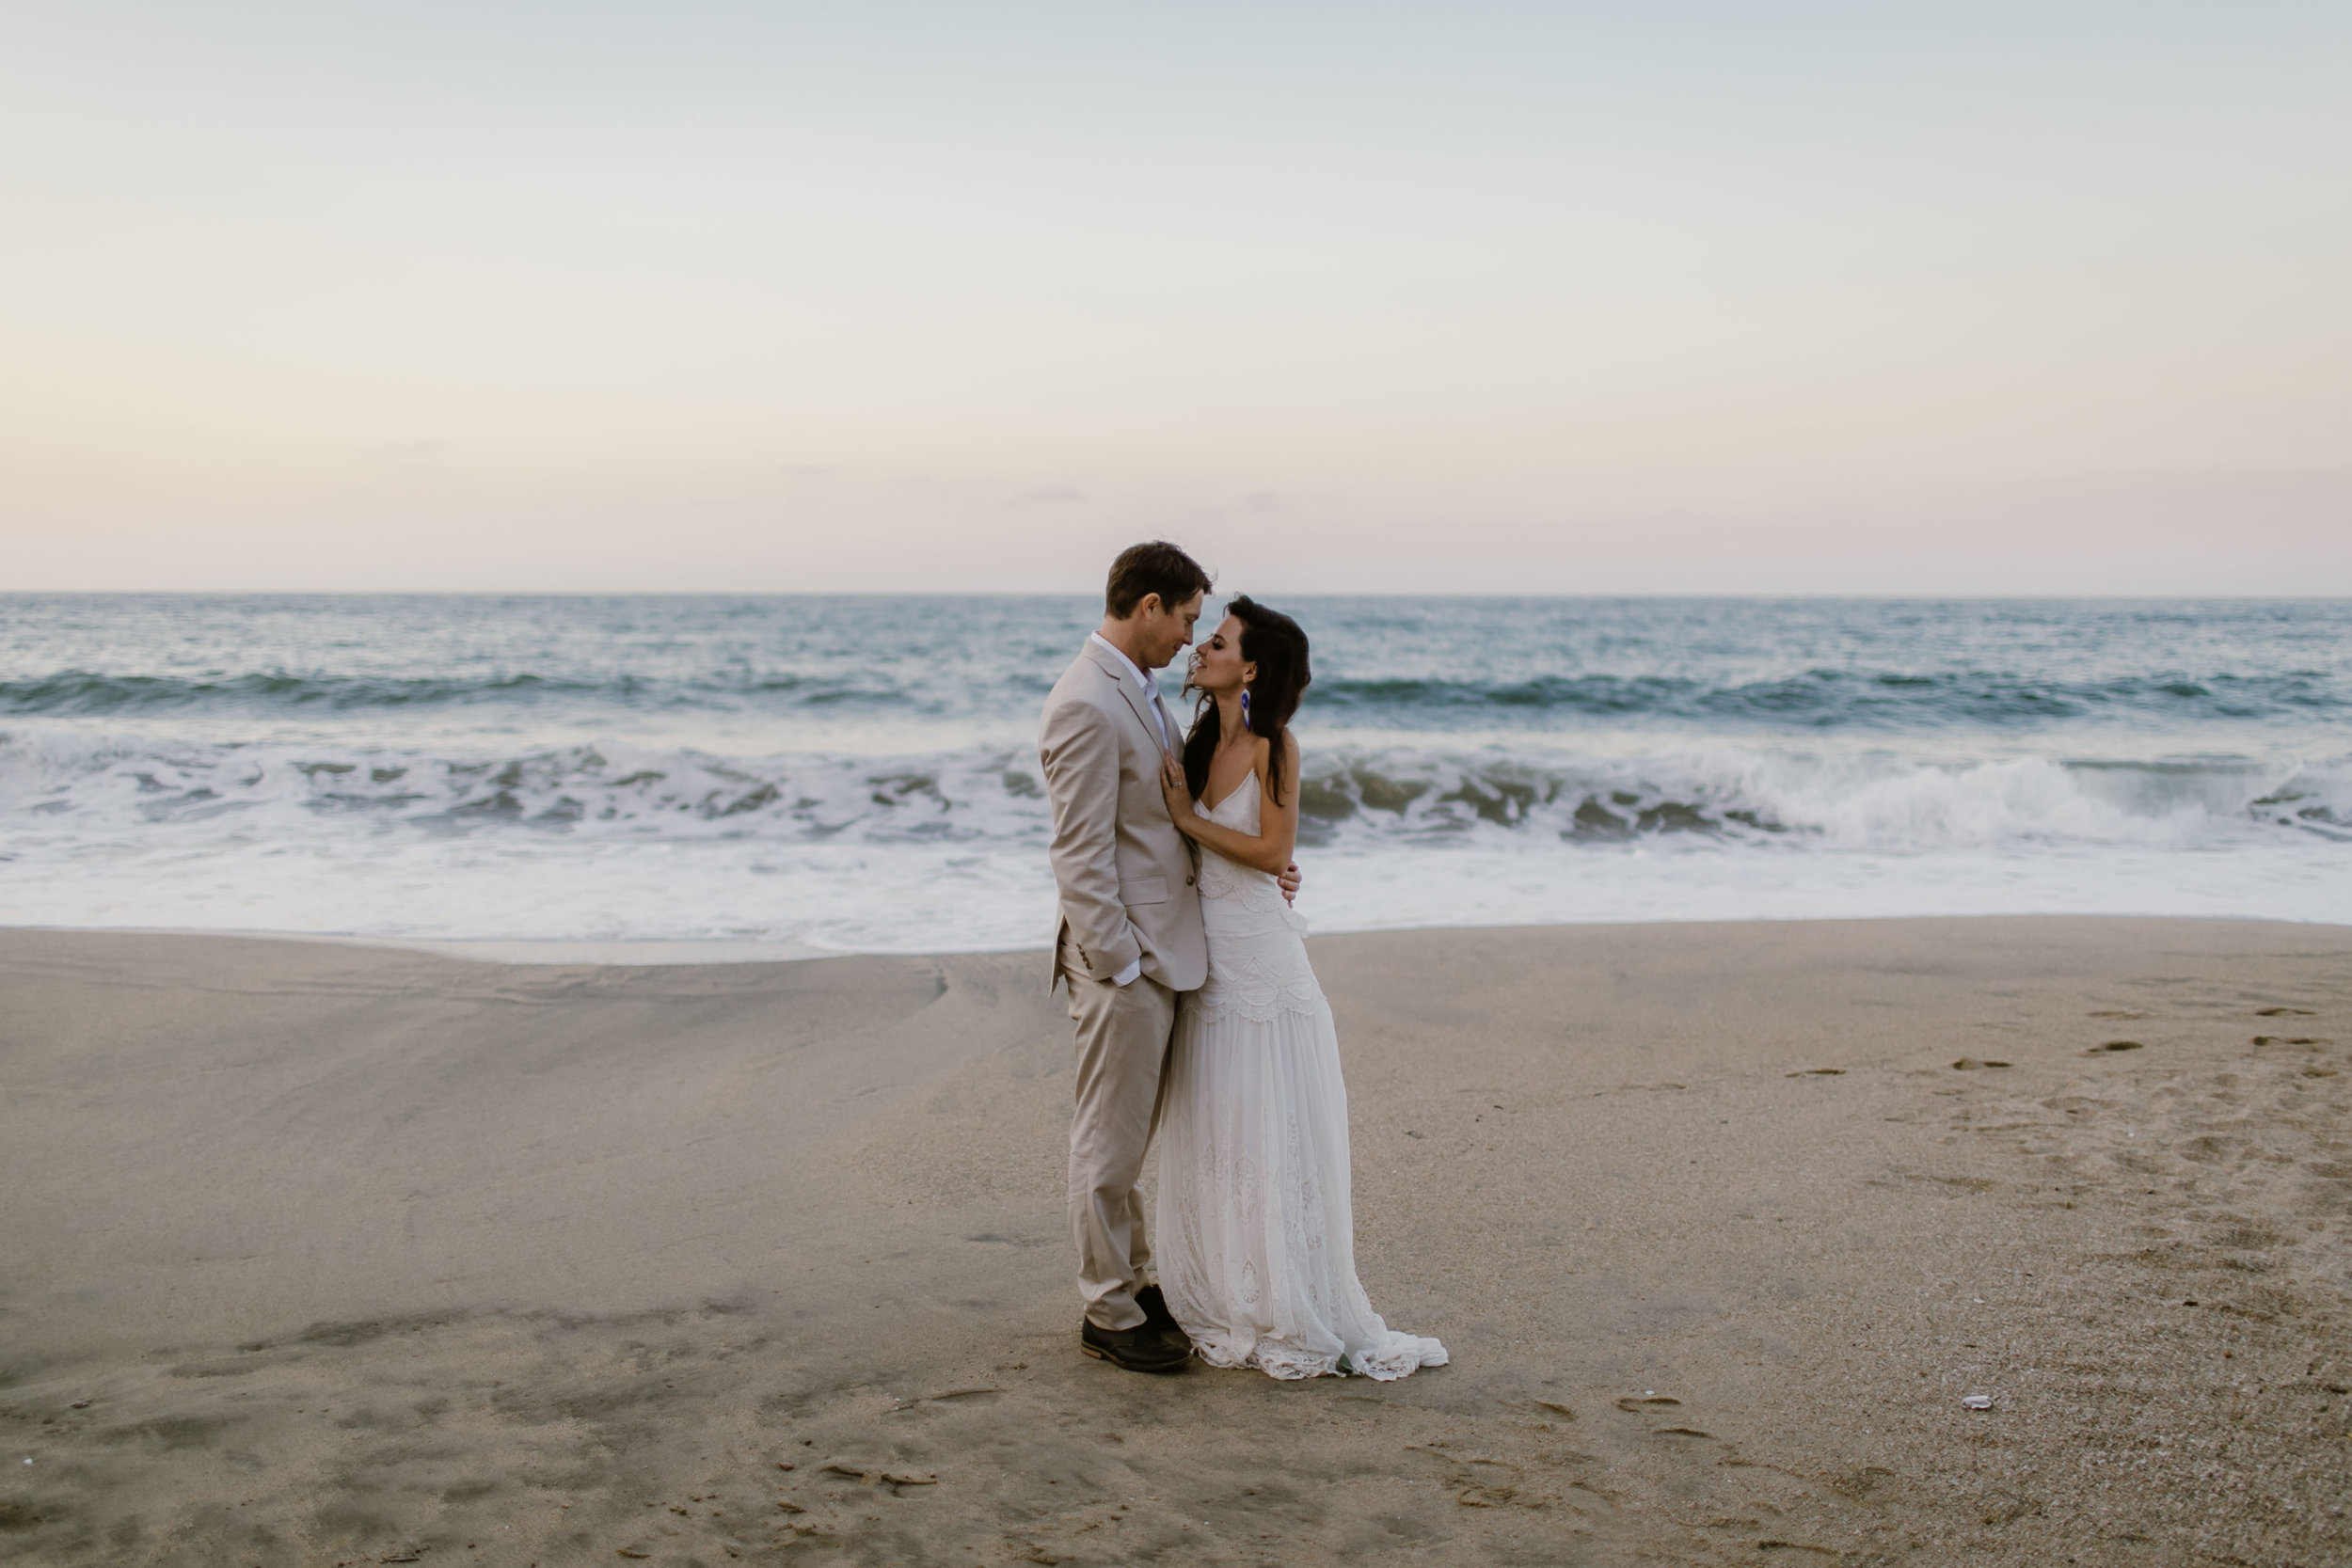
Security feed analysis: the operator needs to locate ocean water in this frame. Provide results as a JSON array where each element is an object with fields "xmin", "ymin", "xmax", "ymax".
[{"xmin": 3, "ymin": 594, "xmax": 2346, "ymax": 953}]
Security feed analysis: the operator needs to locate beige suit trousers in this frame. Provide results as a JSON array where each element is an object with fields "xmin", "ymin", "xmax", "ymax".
[{"xmin": 1059, "ymin": 929, "xmax": 1179, "ymax": 1332}]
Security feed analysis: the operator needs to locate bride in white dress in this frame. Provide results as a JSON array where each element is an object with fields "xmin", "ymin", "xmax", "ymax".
[{"xmin": 1152, "ymin": 596, "xmax": 1448, "ymax": 1381}]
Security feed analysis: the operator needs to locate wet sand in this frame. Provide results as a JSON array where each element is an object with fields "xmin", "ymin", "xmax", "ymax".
[{"xmin": 1, "ymin": 918, "xmax": 2346, "ymax": 1566}]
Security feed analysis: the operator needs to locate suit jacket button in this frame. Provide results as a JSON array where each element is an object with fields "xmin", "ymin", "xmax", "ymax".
[{"xmin": 1185, "ymin": 875, "xmax": 1196, "ymax": 885}]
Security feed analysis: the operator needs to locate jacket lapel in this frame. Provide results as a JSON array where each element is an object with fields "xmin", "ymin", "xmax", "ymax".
[{"xmin": 1084, "ymin": 639, "xmax": 1169, "ymax": 754}]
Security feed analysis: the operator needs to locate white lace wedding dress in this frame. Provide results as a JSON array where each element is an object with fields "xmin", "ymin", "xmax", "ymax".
[{"xmin": 1152, "ymin": 772, "xmax": 1449, "ymax": 1380}]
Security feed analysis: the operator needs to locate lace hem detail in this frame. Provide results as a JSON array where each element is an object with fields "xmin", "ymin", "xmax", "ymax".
[{"xmin": 1194, "ymin": 1333, "xmax": 1450, "ymax": 1381}]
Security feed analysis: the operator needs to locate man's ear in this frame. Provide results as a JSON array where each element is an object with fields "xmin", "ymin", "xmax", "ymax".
[{"xmin": 1135, "ymin": 592, "xmax": 1162, "ymax": 620}]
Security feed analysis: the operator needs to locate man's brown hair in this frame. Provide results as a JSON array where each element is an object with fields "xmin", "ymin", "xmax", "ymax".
[{"xmin": 1104, "ymin": 541, "xmax": 1213, "ymax": 619}]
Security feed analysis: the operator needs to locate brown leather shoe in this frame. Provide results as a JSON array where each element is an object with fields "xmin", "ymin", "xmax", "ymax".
[
  {"xmin": 1135, "ymin": 1284, "xmax": 1188, "ymax": 1346},
  {"xmin": 1080, "ymin": 1318, "xmax": 1189, "ymax": 1373}
]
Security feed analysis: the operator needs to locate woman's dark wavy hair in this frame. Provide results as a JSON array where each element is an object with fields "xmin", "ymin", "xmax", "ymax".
[{"xmin": 1184, "ymin": 595, "xmax": 1312, "ymax": 808}]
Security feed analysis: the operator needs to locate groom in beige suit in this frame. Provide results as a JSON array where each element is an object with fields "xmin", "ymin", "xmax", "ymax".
[{"xmin": 1040, "ymin": 541, "xmax": 1297, "ymax": 1373}]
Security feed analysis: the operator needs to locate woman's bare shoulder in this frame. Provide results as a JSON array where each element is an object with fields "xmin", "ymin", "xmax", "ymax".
[{"xmin": 1252, "ymin": 730, "xmax": 1299, "ymax": 782}]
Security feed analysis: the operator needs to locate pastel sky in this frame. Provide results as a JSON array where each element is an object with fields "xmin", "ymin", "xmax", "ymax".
[{"xmin": 4, "ymin": 2, "xmax": 2347, "ymax": 594}]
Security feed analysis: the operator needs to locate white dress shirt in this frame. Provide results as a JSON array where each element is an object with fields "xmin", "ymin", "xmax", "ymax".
[{"xmin": 1088, "ymin": 631, "xmax": 1170, "ymax": 985}]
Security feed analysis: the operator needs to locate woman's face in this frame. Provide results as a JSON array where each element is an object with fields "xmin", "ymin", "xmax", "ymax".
[{"xmin": 1187, "ymin": 614, "xmax": 1253, "ymax": 695}]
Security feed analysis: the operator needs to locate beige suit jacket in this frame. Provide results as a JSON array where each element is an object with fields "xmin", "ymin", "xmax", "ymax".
[{"xmin": 1039, "ymin": 639, "xmax": 1208, "ymax": 993}]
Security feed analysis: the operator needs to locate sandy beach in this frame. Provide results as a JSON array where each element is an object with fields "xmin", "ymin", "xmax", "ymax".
[{"xmin": 2, "ymin": 917, "xmax": 2346, "ymax": 1566}]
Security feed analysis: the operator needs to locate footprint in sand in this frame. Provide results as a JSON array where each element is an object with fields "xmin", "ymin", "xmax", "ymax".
[
  {"xmin": 2090, "ymin": 1040, "xmax": 2143, "ymax": 1053},
  {"xmin": 2255, "ymin": 1007, "xmax": 2317, "ymax": 1017},
  {"xmin": 1951, "ymin": 1057, "xmax": 2012, "ymax": 1070}
]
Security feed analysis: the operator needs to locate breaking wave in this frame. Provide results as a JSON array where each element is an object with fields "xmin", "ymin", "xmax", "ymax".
[{"xmin": 6, "ymin": 725, "xmax": 2344, "ymax": 856}]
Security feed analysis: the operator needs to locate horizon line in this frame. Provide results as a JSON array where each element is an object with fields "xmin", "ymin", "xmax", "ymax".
[{"xmin": 5, "ymin": 588, "xmax": 2348, "ymax": 604}]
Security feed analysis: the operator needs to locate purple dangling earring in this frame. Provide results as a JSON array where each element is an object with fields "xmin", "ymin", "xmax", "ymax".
[{"xmin": 1240, "ymin": 689, "xmax": 1252, "ymax": 733}]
